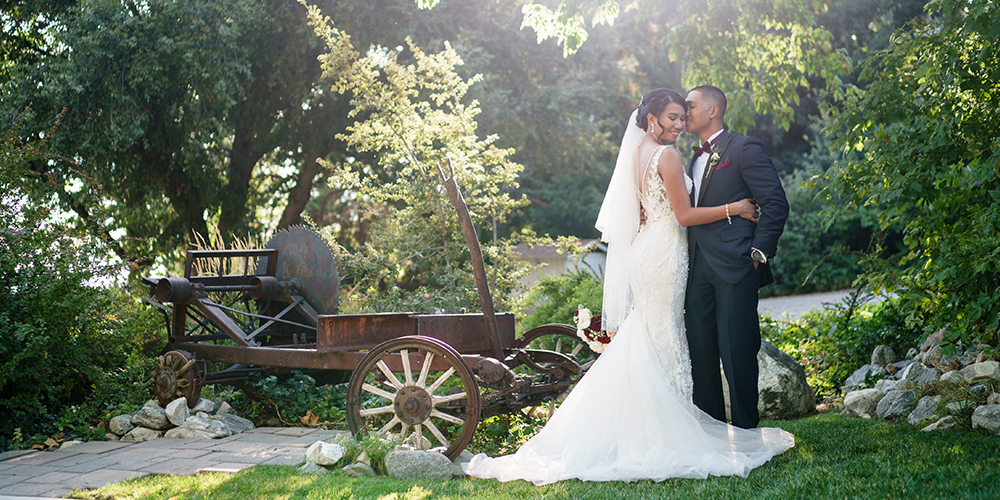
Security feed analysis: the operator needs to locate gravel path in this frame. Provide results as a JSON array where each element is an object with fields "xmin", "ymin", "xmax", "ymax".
[{"xmin": 758, "ymin": 289, "xmax": 889, "ymax": 319}]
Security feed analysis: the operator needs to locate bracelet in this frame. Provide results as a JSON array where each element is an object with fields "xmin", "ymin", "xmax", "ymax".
[{"xmin": 725, "ymin": 203, "xmax": 732, "ymax": 224}]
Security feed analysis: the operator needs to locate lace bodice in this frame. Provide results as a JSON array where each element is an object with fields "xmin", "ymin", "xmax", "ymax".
[{"xmin": 631, "ymin": 144, "xmax": 693, "ymax": 398}]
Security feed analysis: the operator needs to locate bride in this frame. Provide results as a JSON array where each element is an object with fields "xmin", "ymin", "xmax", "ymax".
[{"xmin": 463, "ymin": 89, "xmax": 795, "ymax": 484}]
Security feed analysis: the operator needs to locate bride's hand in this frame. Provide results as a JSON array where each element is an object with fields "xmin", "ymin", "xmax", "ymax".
[{"xmin": 730, "ymin": 198, "xmax": 758, "ymax": 223}]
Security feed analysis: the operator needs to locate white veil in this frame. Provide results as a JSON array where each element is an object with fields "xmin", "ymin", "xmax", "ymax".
[{"xmin": 595, "ymin": 109, "xmax": 645, "ymax": 332}]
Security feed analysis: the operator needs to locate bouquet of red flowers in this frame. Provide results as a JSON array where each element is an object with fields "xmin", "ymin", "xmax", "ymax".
[{"xmin": 573, "ymin": 306, "xmax": 615, "ymax": 353}]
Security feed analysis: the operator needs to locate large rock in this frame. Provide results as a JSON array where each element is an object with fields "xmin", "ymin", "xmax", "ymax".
[
  {"xmin": 384, "ymin": 450, "xmax": 454, "ymax": 479},
  {"xmin": 297, "ymin": 462, "xmax": 329, "ymax": 474},
  {"xmin": 342, "ymin": 463, "xmax": 377, "ymax": 478},
  {"xmin": 214, "ymin": 413, "xmax": 255, "ymax": 434},
  {"xmin": 174, "ymin": 415, "xmax": 231, "ymax": 438},
  {"xmin": 871, "ymin": 345, "xmax": 896, "ymax": 367},
  {"xmin": 757, "ymin": 341, "xmax": 816, "ymax": 419},
  {"xmin": 131, "ymin": 406, "xmax": 172, "ymax": 430},
  {"xmin": 163, "ymin": 427, "xmax": 220, "ymax": 439},
  {"xmin": 191, "ymin": 398, "xmax": 216, "ymax": 414},
  {"xmin": 875, "ymin": 378, "xmax": 903, "ymax": 394},
  {"xmin": 843, "ymin": 364, "xmax": 886, "ymax": 390},
  {"xmin": 843, "ymin": 389, "xmax": 884, "ymax": 418},
  {"xmin": 940, "ymin": 370, "xmax": 965, "ymax": 384},
  {"xmin": 109, "ymin": 413, "xmax": 135, "ymax": 436},
  {"xmin": 971, "ymin": 405, "xmax": 1000, "ymax": 435},
  {"xmin": 961, "ymin": 361, "xmax": 1000, "ymax": 383},
  {"xmin": 921, "ymin": 415, "xmax": 956, "ymax": 432},
  {"xmin": 305, "ymin": 441, "xmax": 344, "ymax": 466},
  {"xmin": 165, "ymin": 397, "xmax": 190, "ymax": 427},
  {"xmin": 907, "ymin": 395, "xmax": 941, "ymax": 426},
  {"xmin": 123, "ymin": 426, "xmax": 160, "ymax": 442},
  {"xmin": 876, "ymin": 390, "xmax": 915, "ymax": 419},
  {"xmin": 452, "ymin": 450, "xmax": 473, "ymax": 478},
  {"xmin": 915, "ymin": 367, "xmax": 941, "ymax": 386}
]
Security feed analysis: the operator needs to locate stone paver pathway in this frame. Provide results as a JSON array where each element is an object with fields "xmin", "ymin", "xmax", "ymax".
[{"xmin": 0, "ymin": 427, "xmax": 346, "ymax": 498}]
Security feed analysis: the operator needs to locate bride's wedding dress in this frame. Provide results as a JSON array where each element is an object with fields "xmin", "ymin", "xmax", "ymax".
[{"xmin": 463, "ymin": 145, "xmax": 794, "ymax": 485}]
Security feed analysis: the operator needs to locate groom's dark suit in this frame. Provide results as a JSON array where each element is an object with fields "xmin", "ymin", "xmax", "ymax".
[{"xmin": 685, "ymin": 130, "xmax": 788, "ymax": 429}]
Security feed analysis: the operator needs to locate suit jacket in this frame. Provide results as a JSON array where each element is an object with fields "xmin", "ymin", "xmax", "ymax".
[{"xmin": 686, "ymin": 131, "xmax": 789, "ymax": 285}]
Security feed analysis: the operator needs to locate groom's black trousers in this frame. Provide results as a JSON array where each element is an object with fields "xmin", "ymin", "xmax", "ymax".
[{"xmin": 685, "ymin": 246, "xmax": 761, "ymax": 429}]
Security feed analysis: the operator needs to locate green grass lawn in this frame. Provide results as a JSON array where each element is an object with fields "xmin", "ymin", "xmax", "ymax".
[{"xmin": 74, "ymin": 413, "xmax": 1000, "ymax": 500}]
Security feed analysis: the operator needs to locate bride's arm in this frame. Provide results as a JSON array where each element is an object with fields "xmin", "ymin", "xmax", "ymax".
[{"xmin": 657, "ymin": 147, "xmax": 757, "ymax": 227}]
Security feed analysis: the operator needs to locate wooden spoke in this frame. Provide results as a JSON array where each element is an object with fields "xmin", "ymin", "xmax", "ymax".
[
  {"xmin": 347, "ymin": 336, "xmax": 480, "ymax": 461},
  {"xmin": 401, "ymin": 349, "xmax": 414, "ymax": 385},
  {"xmin": 571, "ymin": 343, "xmax": 584, "ymax": 356},
  {"xmin": 378, "ymin": 416, "xmax": 402, "ymax": 435},
  {"xmin": 416, "ymin": 352, "xmax": 434, "ymax": 387},
  {"xmin": 376, "ymin": 360, "xmax": 405, "ymax": 390},
  {"xmin": 360, "ymin": 404, "xmax": 395, "ymax": 417},
  {"xmin": 430, "ymin": 409, "xmax": 465, "ymax": 426},
  {"xmin": 427, "ymin": 367, "xmax": 456, "ymax": 393},
  {"xmin": 425, "ymin": 419, "xmax": 450, "ymax": 447},
  {"xmin": 432, "ymin": 392, "xmax": 468, "ymax": 405},
  {"xmin": 361, "ymin": 383, "xmax": 396, "ymax": 401}
]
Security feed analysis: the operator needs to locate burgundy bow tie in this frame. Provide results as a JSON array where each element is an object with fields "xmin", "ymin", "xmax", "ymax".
[{"xmin": 692, "ymin": 140, "xmax": 714, "ymax": 156}]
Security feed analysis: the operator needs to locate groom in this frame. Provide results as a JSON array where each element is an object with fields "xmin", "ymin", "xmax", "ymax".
[{"xmin": 683, "ymin": 85, "xmax": 788, "ymax": 429}]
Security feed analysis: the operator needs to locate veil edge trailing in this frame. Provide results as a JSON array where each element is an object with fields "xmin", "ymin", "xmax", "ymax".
[{"xmin": 595, "ymin": 109, "xmax": 644, "ymax": 332}]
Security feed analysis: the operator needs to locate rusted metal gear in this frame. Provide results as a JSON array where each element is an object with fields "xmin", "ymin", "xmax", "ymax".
[{"xmin": 153, "ymin": 350, "xmax": 205, "ymax": 408}]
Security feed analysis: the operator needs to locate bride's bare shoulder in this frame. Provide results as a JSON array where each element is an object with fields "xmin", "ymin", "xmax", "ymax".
[{"xmin": 656, "ymin": 145, "xmax": 683, "ymax": 174}]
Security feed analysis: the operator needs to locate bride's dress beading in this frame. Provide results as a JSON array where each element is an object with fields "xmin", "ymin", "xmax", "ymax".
[{"xmin": 463, "ymin": 145, "xmax": 794, "ymax": 485}]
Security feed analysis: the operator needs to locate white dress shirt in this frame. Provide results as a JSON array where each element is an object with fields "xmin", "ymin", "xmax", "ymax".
[{"xmin": 692, "ymin": 129, "xmax": 724, "ymax": 206}]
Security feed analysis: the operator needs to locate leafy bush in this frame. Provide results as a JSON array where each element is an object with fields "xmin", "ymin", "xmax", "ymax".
[
  {"xmin": 469, "ymin": 413, "xmax": 543, "ymax": 457},
  {"xmin": 822, "ymin": 0, "xmax": 1000, "ymax": 348},
  {"xmin": 519, "ymin": 267, "xmax": 603, "ymax": 334},
  {"xmin": 0, "ymin": 208, "xmax": 165, "ymax": 450},
  {"xmin": 338, "ymin": 433, "xmax": 402, "ymax": 476},
  {"xmin": 241, "ymin": 371, "xmax": 347, "ymax": 427},
  {"xmin": 762, "ymin": 294, "xmax": 923, "ymax": 398}
]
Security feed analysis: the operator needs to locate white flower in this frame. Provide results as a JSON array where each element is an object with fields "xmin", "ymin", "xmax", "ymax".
[{"xmin": 575, "ymin": 307, "xmax": 592, "ymax": 329}]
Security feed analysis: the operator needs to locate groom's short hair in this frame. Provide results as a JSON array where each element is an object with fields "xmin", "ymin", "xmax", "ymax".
[{"xmin": 691, "ymin": 85, "xmax": 727, "ymax": 122}]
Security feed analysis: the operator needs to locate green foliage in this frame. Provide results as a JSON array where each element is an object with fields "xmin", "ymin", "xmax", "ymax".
[
  {"xmin": 520, "ymin": 265, "xmax": 603, "ymax": 333},
  {"xmin": 243, "ymin": 371, "xmax": 347, "ymax": 427},
  {"xmin": 1, "ymin": 113, "xmax": 165, "ymax": 451},
  {"xmin": 822, "ymin": 0, "xmax": 1000, "ymax": 349},
  {"xmin": 762, "ymin": 295, "xmax": 923, "ymax": 397},
  {"xmin": 303, "ymin": 8, "xmax": 532, "ymax": 313},
  {"xmin": 338, "ymin": 433, "xmax": 402, "ymax": 476},
  {"xmin": 484, "ymin": 0, "xmax": 851, "ymax": 133},
  {"xmin": 469, "ymin": 413, "xmax": 543, "ymax": 457}
]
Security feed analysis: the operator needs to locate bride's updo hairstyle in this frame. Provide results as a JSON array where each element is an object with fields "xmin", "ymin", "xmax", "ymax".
[{"xmin": 635, "ymin": 88, "xmax": 687, "ymax": 132}]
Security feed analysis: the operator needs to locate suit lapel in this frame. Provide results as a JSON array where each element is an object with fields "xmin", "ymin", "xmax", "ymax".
[{"xmin": 696, "ymin": 131, "xmax": 734, "ymax": 207}]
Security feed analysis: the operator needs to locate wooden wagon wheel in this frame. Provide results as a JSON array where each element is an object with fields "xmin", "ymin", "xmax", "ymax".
[
  {"xmin": 153, "ymin": 350, "xmax": 206, "ymax": 408},
  {"xmin": 516, "ymin": 323, "xmax": 598, "ymax": 371},
  {"xmin": 347, "ymin": 336, "xmax": 480, "ymax": 461}
]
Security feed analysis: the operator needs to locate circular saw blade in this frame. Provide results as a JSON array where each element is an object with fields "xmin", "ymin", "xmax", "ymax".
[{"xmin": 258, "ymin": 226, "xmax": 339, "ymax": 315}]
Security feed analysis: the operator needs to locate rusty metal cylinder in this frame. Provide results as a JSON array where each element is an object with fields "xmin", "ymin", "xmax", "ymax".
[
  {"xmin": 156, "ymin": 277, "xmax": 193, "ymax": 303},
  {"xmin": 248, "ymin": 275, "xmax": 280, "ymax": 300}
]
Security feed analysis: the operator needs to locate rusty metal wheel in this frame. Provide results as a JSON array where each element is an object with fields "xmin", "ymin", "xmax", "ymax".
[
  {"xmin": 153, "ymin": 350, "xmax": 206, "ymax": 408},
  {"xmin": 510, "ymin": 323, "xmax": 594, "ymax": 419},
  {"xmin": 515, "ymin": 323, "xmax": 598, "ymax": 371},
  {"xmin": 347, "ymin": 336, "xmax": 480, "ymax": 461}
]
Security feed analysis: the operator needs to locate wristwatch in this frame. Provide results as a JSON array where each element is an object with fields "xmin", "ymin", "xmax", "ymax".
[{"xmin": 751, "ymin": 247, "xmax": 768, "ymax": 264}]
